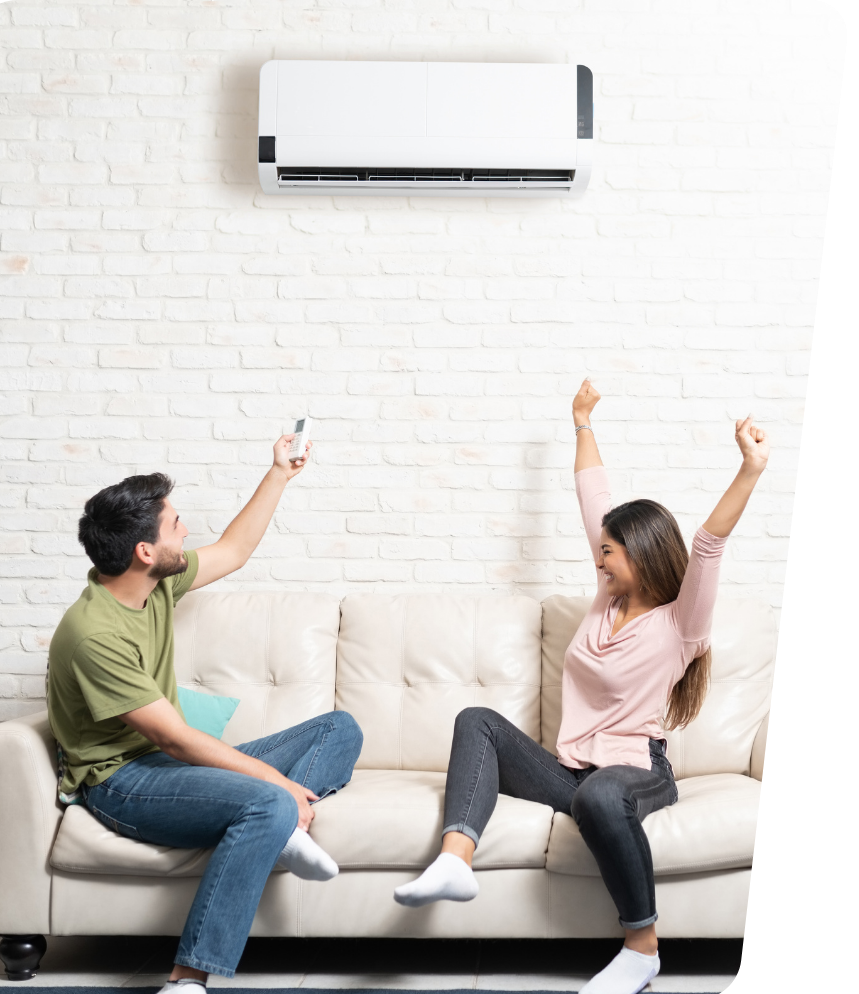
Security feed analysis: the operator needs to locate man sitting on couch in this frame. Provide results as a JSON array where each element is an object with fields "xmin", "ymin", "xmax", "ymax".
[{"xmin": 47, "ymin": 434, "xmax": 363, "ymax": 990}]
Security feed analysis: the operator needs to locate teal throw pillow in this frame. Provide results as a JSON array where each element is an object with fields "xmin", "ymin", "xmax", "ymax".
[{"xmin": 177, "ymin": 686, "xmax": 240, "ymax": 740}]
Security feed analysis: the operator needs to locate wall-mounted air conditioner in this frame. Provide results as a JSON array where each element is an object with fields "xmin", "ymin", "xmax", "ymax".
[{"xmin": 258, "ymin": 61, "xmax": 593, "ymax": 197}]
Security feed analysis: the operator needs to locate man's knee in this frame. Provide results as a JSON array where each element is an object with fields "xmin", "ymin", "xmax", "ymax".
[
  {"xmin": 315, "ymin": 711, "xmax": 363, "ymax": 777},
  {"xmin": 256, "ymin": 781, "xmax": 295, "ymax": 812},
  {"xmin": 245, "ymin": 781, "xmax": 297, "ymax": 840},
  {"xmin": 326, "ymin": 710, "xmax": 363, "ymax": 749}
]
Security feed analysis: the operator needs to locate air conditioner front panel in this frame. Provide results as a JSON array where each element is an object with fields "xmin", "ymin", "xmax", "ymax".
[
  {"xmin": 259, "ymin": 60, "xmax": 593, "ymax": 197},
  {"xmin": 275, "ymin": 137, "xmax": 577, "ymax": 170},
  {"xmin": 425, "ymin": 63, "xmax": 576, "ymax": 139},
  {"xmin": 276, "ymin": 61, "xmax": 428, "ymax": 138}
]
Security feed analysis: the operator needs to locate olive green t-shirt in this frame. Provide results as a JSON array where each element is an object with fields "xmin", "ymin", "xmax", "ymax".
[{"xmin": 47, "ymin": 550, "xmax": 199, "ymax": 797}]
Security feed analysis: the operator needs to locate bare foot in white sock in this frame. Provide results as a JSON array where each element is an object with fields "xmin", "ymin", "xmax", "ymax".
[
  {"xmin": 393, "ymin": 852, "xmax": 479, "ymax": 908},
  {"xmin": 275, "ymin": 828, "xmax": 338, "ymax": 881},
  {"xmin": 579, "ymin": 947, "xmax": 660, "ymax": 994}
]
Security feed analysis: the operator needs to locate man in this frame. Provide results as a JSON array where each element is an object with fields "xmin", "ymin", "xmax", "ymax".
[{"xmin": 47, "ymin": 434, "xmax": 362, "ymax": 990}]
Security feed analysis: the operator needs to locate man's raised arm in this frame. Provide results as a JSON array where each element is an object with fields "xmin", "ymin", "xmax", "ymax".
[{"xmin": 191, "ymin": 433, "xmax": 311, "ymax": 590}]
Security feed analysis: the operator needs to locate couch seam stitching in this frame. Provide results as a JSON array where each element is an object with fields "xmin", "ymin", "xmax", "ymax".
[
  {"xmin": 398, "ymin": 597, "xmax": 406, "ymax": 771},
  {"xmin": 547, "ymin": 855, "xmax": 754, "ymax": 875},
  {"xmin": 472, "ymin": 600, "xmax": 478, "ymax": 689},
  {"xmin": 190, "ymin": 593, "xmax": 200, "ymax": 685},
  {"xmin": 262, "ymin": 595, "xmax": 272, "ymax": 734}
]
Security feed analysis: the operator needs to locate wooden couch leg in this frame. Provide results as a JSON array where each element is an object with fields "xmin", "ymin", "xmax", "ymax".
[{"xmin": 0, "ymin": 936, "xmax": 47, "ymax": 981}]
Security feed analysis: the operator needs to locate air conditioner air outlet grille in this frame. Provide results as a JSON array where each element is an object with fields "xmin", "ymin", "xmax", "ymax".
[{"xmin": 276, "ymin": 167, "xmax": 575, "ymax": 184}]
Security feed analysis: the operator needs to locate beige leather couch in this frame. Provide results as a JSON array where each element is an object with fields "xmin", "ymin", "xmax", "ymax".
[{"xmin": 0, "ymin": 591, "xmax": 773, "ymax": 956}]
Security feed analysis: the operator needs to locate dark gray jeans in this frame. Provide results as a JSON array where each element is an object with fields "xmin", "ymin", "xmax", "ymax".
[{"xmin": 442, "ymin": 707, "xmax": 678, "ymax": 929}]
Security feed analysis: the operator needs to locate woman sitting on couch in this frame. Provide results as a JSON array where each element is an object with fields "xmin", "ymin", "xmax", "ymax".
[{"xmin": 393, "ymin": 379, "xmax": 769, "ymax": 994}]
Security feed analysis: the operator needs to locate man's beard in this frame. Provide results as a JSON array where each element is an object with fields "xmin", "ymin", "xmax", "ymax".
[{"xmin": 148, "ymin": 549, "xmax": 188, "ymax": 581}]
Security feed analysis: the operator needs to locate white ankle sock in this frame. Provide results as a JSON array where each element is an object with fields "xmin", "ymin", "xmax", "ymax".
[
  {"xmin": 579, "ymin": 947, "xmax": 660, "ymax": 994},
  {"xmin": 393, "ymin": 852, "xmax": 479, "ymax": 908},
  {"xmin": 275, "ymin": 828, "xmax": 339, "ymax": 881},
  {"xmin": 158, "ymin": 980, "xmax": 206, "ymax": 994}
]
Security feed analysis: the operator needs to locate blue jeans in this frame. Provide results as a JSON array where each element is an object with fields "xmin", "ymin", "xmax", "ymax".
[
  {"xmin": 442, "ymin": 707, "xmax": 678, "ymax": 930},
  {"xmin": 82, "ymin": 710, "xmax": 363, "ymax": 978}
]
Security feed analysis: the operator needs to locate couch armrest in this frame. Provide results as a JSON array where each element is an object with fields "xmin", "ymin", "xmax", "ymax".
[
  {"xmin": 0, "ymin": 711, "xmax": 64, "ymax": 934},
  {"xmin": 750, "ymin": 711, "xmax": 769, "ymax": 782}
]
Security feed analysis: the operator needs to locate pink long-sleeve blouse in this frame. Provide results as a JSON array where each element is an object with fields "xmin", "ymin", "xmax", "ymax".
[{"xmin": 555, "ymin": 465, "xmax": 727, "ymax": 772}]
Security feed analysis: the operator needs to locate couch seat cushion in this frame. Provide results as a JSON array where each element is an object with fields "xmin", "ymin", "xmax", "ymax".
[
  {"xmin": 546, "ymin": 773, "xmax": 760, "ymax": 877},
  {"xmin": 311, "ymin": 769, "xmax": 553, "ymax": 869},
  {"xmin": 51, "ymin": 803, "xmax": 212, "ymax": 877},
  {"xmin": 50, "ymin": 769, "xmax": 554, "ymax": 878}
]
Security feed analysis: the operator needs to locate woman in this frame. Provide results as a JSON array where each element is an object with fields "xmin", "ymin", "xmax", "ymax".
[{"xmin": 393, "ymin": 379, "xmax": 769, "ymax": 994}]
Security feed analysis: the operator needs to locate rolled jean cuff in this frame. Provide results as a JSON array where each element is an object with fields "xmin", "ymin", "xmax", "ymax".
[
  {"xmin": 174, "ymin": 955, "xmax": 236, "ymax": 979},
  {"xmin": 442, "ymin": 822, "xmax": 480, "ymax": 848},
  {"xmin": 618, "ymin": 912, "xmax": 658, "ymax": 930}
]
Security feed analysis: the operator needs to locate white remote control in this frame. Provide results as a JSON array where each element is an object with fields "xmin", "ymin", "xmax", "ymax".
[{"xmin": 287, "ymin": 417, "xmax": 312, "ymax": 462}]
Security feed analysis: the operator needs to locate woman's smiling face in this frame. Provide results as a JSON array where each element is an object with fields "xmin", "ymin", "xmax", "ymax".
[{"xmin": 596, "ymin": 528, "xmax": 641, "ymax": 599}]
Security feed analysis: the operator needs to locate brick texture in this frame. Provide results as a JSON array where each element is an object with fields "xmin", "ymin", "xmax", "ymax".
[{"xmin": 0, "ymin": 0, "xmax": 843, "ymax": 719}]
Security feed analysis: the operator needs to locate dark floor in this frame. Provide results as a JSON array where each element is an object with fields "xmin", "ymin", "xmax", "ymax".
[
  {"xmin": 234, "ymin": 937, "xmax": 744, "ymax": 977},
  {"xmin": 1, "ymin": 935, "xmax": 743, "ymax": 992}
]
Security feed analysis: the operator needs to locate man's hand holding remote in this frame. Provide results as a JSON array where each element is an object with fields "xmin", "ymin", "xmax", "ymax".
[{"xmin": 191, "ymin": 434, "xmax": 313, "ymax": 588}]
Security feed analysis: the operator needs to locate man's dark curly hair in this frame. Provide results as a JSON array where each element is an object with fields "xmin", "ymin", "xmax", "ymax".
[{"xmin": 78, "ymin": 473, "xmax": 174, "ymax": 576}]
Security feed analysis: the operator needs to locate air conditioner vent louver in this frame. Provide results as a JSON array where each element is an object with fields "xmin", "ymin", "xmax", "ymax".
[
  {"xmin": 472, "ymin": 170, "xmax": 574, "ymax": 183},
  {"xmin": 370, "ymin": 170, "xmax": 466, "ymax": 182},
  {"xmin": 278, "ymin": 171, "xmax": 361, "ymax": 183},
  {"xmin": 277, "ymin": 167, "xmax": 575, "ymax": 186}
]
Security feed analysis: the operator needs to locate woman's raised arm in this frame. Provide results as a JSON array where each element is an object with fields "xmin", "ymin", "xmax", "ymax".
[
  {"xmin": 572, "ymin": 378, "xmax": 604, "ymax": 472},
  {"xmin": 670, "ymin": 417, "xmax": 769, "ymax": 643},
  {"xmin": 701, "ymin": 416, "xmax": 769, "ymax": 538},
  {"xmin": 572, "ymin": 379, "xmax": 613, "ymax": 564}
]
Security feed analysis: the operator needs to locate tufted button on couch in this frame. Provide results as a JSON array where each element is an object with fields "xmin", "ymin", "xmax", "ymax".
[{"xmin": 0, "ymin": 591, "xmax": 773, "ymax": 950}]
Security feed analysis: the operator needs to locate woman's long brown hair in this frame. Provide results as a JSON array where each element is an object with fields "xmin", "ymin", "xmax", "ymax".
[{"xmin": 601, "ymin": 499, "xmax": 711, "ymax": 730}]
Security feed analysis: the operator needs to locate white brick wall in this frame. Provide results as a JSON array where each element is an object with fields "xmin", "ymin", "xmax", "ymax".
[{"xmin": 0, "ymin": 0, "xmax": 843, "ymax": 719}]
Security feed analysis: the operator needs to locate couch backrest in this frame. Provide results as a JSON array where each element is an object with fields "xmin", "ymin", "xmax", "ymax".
[
  {"xmin": 335, "ymin": 594, "xmax": 543, "ymax": 772},
  {"xmin": 540, "ymin": 595, "xmax": 775, "ymax": 778},
  {"xmin": 172, "ymin": 591, "xmax": 340, "ymax": 746},
  {"xmin": 172, "ymin": 590, "xmax": 774, "ymax": 778}
]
